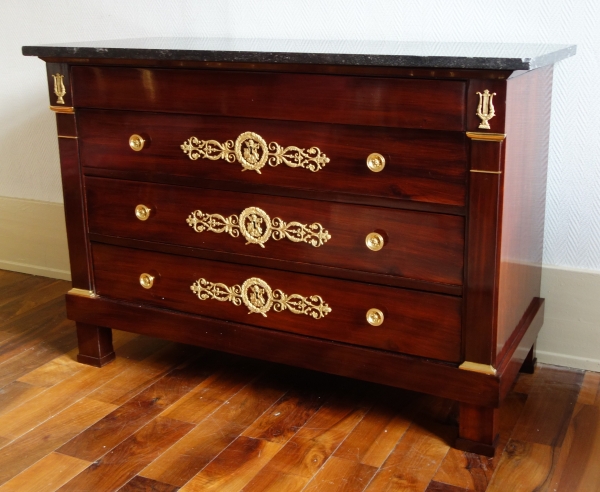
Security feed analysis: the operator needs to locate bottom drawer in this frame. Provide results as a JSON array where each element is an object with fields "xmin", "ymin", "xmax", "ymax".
[{"xmin": 92, "ymin": 243, "xmax": 462, "ymax": 362}]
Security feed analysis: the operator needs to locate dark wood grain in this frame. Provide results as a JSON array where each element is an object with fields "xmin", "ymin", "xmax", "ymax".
[
  {"xmin": 65, "ymin": 293, "xmax": 499, "ymax": 407},
  {"xmin": 77, "ymin": 109, "xmax": 468, "ymax": 208},
  {"xmin": 466, "ymin": 78, "xmax": 507, "ymax": 133},
  {"xmin": 55, "ymin": 112, "xmax": 76, "ymax": 136},
  {"xmin": 456, "ymin": 403, "xmax": 499, "ymax": 457},
  {"xmin": 425, "ymin": 482, "xmax": 470, "ymax": 492},
  {"xmin": 120, "ymin": 476, "xmax": 180, "ymax": 492},
  {"xmin": 84, "ymin": 166, "xmax": 466, "ymax": 216},
  {"xmin": 91, "ymin": 242, "xmax": 462, "ymax": 362},
  {"xmin": 496, "ymin": 66, "xmax": 552, "ymax": 359},
  {"xmin": 75, "ymin": 322, "xmax": 115, "ymax": 367},
  {"xmin": 139, "ymin": 372, "xmax": 289, "ymax": 487},
  {"xmin": 464, "ymin": 141, "xmax": 504, "ymax": 365},
  {"xmin": 46, "ymin": 62, "xmax": 72, "ymax": 107},
  {"xmin": 511, "ymin": 365, "xmax": 583, "ymax": 447},
  {"xmin": 85, "ymin": 176, "xmax": 465, "ymax": 286},
  {"xmin": 57, "ymin": 357, "xmax": 211, "ymax": 462},
  {"xmin": 72, "ymin": 67, "xmax": 466, "ymax": 131},
  {"xmin": 497, "ymin": 298, "xmax": 544, "ymax": 401},
  {"xmin": 57, "ymin": 416, "xmax": 194, "ymax": 492},
  {"xmin": 555, "ymin": 403, "xmax": 600, "ymax": 491},
  {"xmin": 89, "ymin": 233, "xmax": 463, "ymax": 296},
  {"xmin": 56, "ymin": 119, "xmax": 92, "ymax": 290}
]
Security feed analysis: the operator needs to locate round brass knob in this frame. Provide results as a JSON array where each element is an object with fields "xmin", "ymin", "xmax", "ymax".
[
  {"xmin": 365, "ymin": 232, "xmax": 385, "ymax": 251},
  {"xmin": 135, "ymin": 204, "xmax": 151, "ymax": 221},
  {"xmin": 139, "ymin": 273, "xmax": 155, "ymax": 289},
  {"xmin": 366, "ymin": 308, "xmax": 384, "ymax": 326},
  {"xmin": 129, "ymin": 134, "xmax": 145, "ymax": 152},
  {"xmin": 366, "ymin": 153, "xmax": 385, "ymax": 172}
]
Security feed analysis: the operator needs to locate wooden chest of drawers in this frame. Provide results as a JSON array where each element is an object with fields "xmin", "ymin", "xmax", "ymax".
[{"xmin": 24, "ymin": 39, "xmax": 575, "ymax": 456}]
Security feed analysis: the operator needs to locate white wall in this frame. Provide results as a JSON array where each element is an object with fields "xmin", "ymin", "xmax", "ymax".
[{"xmin": 0, "ymin": 1, "xmax": 599, "ymax": 369}]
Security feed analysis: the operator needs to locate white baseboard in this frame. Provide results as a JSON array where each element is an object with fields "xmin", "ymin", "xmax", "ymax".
[
  {"xmin": 537, "ymin": 264, "xmax": 600, "ymax": 372},
  {"xmin": 0, "ymin": 196, "xmax": 71, "ymax": 281},
  {"xmin": 0, "ymin": 197, "xmax": 598, "ymax": 371}
]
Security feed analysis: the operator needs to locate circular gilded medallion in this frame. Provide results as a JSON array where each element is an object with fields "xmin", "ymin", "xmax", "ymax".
[
  {"xmin": 239, "ymin": 207, "xmax": 272, "ymax": 246},
  {"xmin": 234, "ymin": 132, "xmax": 269, "ymax": 172},
  {"xmin": 241, "ymin": 277, "xmax": 273, "ymax": 316}
]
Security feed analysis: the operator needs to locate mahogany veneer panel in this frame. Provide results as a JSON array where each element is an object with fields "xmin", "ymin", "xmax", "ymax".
[
  {"xmin": 91, "ymin": 243, "xmax": 462, "ymax": 362},
  {"xmin": 71, "ymin": 67, "xmax": 467, "ymax": 131},
  {"xmin": 85, "ymin": 176, "xmax": 465, "ymax": 286},
  {"xmin": 77, "ymin": 109, "xmax": 468, "ymax": 208}
]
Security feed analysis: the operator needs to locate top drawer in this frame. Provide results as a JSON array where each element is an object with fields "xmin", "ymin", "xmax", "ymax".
[{"xmin": 71, "ymin": 66, "xmax": 466, "ymax": 131}]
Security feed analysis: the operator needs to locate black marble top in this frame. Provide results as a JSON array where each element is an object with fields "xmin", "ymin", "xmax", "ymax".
[{"xmin": 22, "ymin": 38, "xmax": 576, "ymax": 70}]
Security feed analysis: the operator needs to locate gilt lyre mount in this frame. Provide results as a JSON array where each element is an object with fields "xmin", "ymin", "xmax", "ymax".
[
  {"xmin": 52, "ymin": 73, "xmax": 66, "ymax": 105},
  {"xmin": 476, "ymin": 89, "xmax": 497, "ymax": 130}
]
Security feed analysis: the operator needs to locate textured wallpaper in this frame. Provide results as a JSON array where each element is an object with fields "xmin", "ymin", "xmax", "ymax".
[{"xmin": 1, "ymin": 0, "xmax": 598, "ymax": 269}]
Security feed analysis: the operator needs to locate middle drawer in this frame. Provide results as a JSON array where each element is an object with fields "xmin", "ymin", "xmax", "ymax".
[{"xmin": 86, "ymin": 177, "xmax": 464, "ymax": 286}]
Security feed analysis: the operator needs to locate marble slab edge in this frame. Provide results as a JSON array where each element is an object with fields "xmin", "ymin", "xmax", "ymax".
[{"xmin": 21, "ymin": 45, "xmax": 577, "ymax": 71}]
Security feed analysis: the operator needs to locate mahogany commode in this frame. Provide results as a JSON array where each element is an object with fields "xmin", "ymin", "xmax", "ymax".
[{"xmin": 23, "ymin": 39, "xmax": 575, "ymax": 455}]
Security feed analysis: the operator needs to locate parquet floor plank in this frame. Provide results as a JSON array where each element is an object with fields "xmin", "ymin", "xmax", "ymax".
[
  {"xmin": 0, "ymin": 271, "xmax": 31, "ymax": 290},
  {"xmin": 0, "ymin": 275, "xmax": 57, "ymax": 307},
  {"xmin": 432, "ymin": 392, "xmax": 528, "ymax": 491},
  {"xmin": 554, "ymin": 402, "xmax": 600, "ymax": 492},
  {"xmin": 86, "ymin": 342, "xmax": 197, "ymax": 406},
  {"xmin": 241, "ymin": 384, "xmax": 329, "ymax": 444},
  {"xmin": 0, "ymin": 381, "xmax": 45, "ymax": 416},
  {"xmin": 56, "ymin": 356, "xmax": 210, "ymax": 462},
  {"xmin": 13, "ymin": 330, "xmax": 146, "ymax": 390},
  {"xmin": 303, "ymin": 455, "xmax": 377, "ymax": 492},
  {"xmin": 120, "ymin": 476, "xmax": 181, "ymax": 492},
  {"xmin": 242, "ymin": 392, "xmax": 371, "ymax": 492},
  {"xmin": 0, "ymin": 357, "xmax": 128, "ymax": 440},
  {"xmin": 160, "ymin": 357, "xmax": 263, "ymax": 425},
  {"xmin": 364, "ymin": 416, "xmax": 454, "ymax": 492},
  {"xmin": 139, "ymin": 372, "xmax": 289, "ymax": 487},
  {"xmin": 0, "ymin": 298, "xmax": 74, "ymax": 366},
  {"xmin": 0, "ymin": 452, "xmax": 90, "ymax": 492},
  {"xmin": 0, "ymin": 279, "xmax": 69, "ymax": 325},
  {"xmin": 0, "ymin": 328, "xmax": 77, "ymax": 389},
  {"xmin": 577, "ymin": 371, "xmax": 600, "ymax": 405},
  {"xmin": 485, "ymin": 439, "xmax": 555, "ymax": 492},
  {"xmin": 511, "ymin": 365, "xmax": 583, "ymax": 447},
  {"xmin": 57, "ymin": 416, "xmax": 194, "ymax": 492},
  {"xmin": 334, "ymin": 397, "xmax": 415, "ymax": 468},
  {"xmin": 179, "ymin": 436, "xmax": 283, "ymax": 491},
  {"xmin": 17, "ymin": 353, "xmax": 84, "ymax": 388},
  {"xmin": 424, "ymin": 482, "xmax": 470, "ymax": 492},
  {"xmin": 0, "ymin": 397, "xmax": 115, "ymax": 485}
]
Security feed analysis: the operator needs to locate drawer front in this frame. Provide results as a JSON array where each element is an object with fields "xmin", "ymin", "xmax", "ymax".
[
  {"xmin": 78, "ymin": 110, "xmax": 467, "ymax": 208},
  {"xmin": 72, "ymin": 67, "xmax": 466, "ymax": 131},
  {"xmin": 86, "ymin": 177, "xmax": 465, "ymax": 286},
  {"xmin": 92, "ymin": 243, "xmax": 462, "ymax": 362}
]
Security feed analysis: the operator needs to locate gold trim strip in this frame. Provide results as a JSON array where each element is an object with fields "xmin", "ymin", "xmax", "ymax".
[
  {"xmin": 187, "ymin": 206, "xmax": 331, "ymax": 248},
  {"xmin": 459, "ymin": 361, "xmax": 497, "ymax": 376},
  {"xmin": 50, "ymin": 105, "xmax": 75, "ymax": 113},
  {"xmin": 181, "ymin": 131, "xmax": 329, "ymax": 174},
  {"xmin": 58, "ymin": 135, "xmax": 77, "ymax": 139},
  {"xmin": 191, "ymin": 277, "xmax": 331, "ymax": 319},
  {"xmin": 466, "ymin": 132, "xmax": 506, "ymax": 142},
  {"xmin": 470, "ymin": 169, "xmax": 502, "ymax": 174},
  {"xmin": 68, "ymin": 288, "xmax": 96, "ymax": 298}
]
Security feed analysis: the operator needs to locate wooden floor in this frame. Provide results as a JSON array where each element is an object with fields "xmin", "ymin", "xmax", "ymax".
[{"xmin": 0, "ymin": 270, "xmax": 598, "ymax": 492}]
